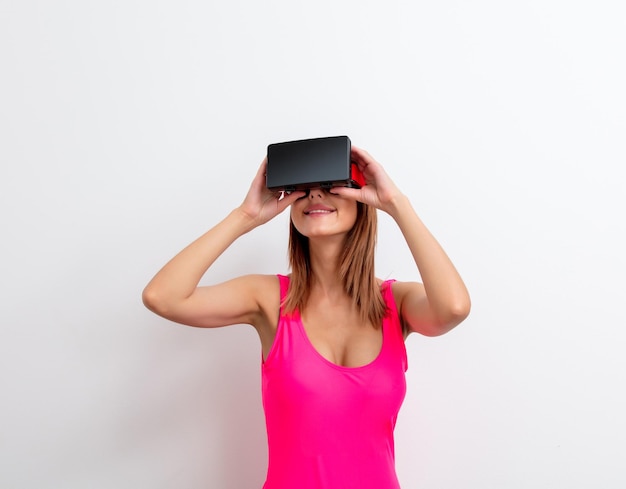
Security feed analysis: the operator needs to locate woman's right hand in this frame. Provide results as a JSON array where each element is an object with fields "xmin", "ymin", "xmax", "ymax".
[
  {"xmin": 143, "ymin": 158, "xmax": 304, "ymax": 329},
  {"xmin": 238, "ymin": 158, "xmax": 306, "ymax": 227}
]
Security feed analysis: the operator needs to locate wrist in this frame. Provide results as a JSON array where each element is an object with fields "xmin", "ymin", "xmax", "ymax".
[
  {"xmin": 385, "ymin": 193, "xmax": 412, "ymax": 220},
  {"xmin": 229, "ymin": 207, "xmax": 261, "ymax": 234}
]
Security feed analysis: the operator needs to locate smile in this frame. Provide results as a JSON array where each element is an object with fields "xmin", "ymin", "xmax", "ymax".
[{"xmin": 304, "ymin": 209, "xmax": 335, "ymax": 215}]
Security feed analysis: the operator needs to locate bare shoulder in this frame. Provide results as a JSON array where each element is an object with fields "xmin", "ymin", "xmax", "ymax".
[
  {"xmin": 389, "ymin": 280, "xmax": 426, "ymax": 304},
  {"xmin": 376, "ymin": 278, "xmax": 425, "ymax": 306},
  {"xmin": 223, "ymin": 273, "xmax": 281, "ymax": 315},
  {"xmin": 238, "ymin": 274, "xmax": 282, "ymax": 330},
  {"xmin": 388, "ymin": 280, "xmax": 428, "ymax": 337},
  {"xmin": 247, "ymin": 273, "xmax": 282, "ymax": 310}
]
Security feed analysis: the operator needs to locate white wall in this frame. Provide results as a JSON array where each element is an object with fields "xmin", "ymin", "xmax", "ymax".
[{"xmin": 2, "ymin": 1, "xmax": 624, "ymax": 487}]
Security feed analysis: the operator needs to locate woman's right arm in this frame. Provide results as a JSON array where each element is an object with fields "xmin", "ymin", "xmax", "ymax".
[{"xmin": 142, "ymin": 158, "xmax": 304, "ymax": 328}]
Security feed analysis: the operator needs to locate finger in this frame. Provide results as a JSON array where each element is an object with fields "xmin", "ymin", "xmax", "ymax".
[
  {"xmin": 330, "ymin": 186, "xmax": 363, "ymax": 202},
  {"xmin": 352, "ymin": 148, "xmax": 383, "ymax": 180},
  {"xmin": 255, "ymin": 157, "xmax": 268, "ymax": 175},
  {"xmin": 252, "ymin": 157, "xmax": 269, "ymax": 185},
  {"xmin": 350, "ymin": 146, "xmax": 372, "ymax": 165},
  {"xmin": 277, "ymin": 190, "xmax": 306, "ymax": 209}
]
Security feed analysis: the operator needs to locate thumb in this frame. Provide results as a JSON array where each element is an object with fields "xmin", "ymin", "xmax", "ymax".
[{"xmin": 276, "ymin": 190, "xmax": 307, "ymax": 211}]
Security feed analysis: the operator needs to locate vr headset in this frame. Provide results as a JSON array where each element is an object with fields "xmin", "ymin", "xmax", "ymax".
[{"xmin": 266, "ymin": 136, "xmax": 365, "ymax": 192}]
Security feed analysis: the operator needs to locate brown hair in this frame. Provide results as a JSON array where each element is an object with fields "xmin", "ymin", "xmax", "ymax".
[{"xmin": 283, "ymin": 201, "xmax": 387, "ymax": 327}]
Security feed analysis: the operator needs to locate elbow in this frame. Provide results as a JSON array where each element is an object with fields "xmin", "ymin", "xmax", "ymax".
[
  {"xmin": 142, "ymin": 286, "xmax": 170, "ymax": 317},
  {"xmin": 451, "ymin": 296, "xmax": 471, "ymax": 324},
  {"xmin": 142, "ymin": 286, "xmax": 158, "ymax": 312},
  {"xmin": 429, "ymin": 298, "xmax": 471, "ymax": 337}
]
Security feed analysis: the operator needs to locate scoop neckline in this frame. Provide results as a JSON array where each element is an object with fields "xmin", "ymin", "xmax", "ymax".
[{"xmin": 293, "ymin": 309, "xmax": 386, "ymax": 371}]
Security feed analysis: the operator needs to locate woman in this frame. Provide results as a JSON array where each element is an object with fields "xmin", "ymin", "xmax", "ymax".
[{"xmin": 142, "ymin": 145, "xmax": 470, "ymax": 488}]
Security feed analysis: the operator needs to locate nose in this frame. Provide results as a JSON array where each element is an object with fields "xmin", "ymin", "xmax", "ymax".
[{"xmin": 308, "ymin": 188, "xmax": 324, "ymax": 199}]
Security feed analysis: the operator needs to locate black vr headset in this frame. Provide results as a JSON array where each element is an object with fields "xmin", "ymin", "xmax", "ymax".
[{"xmin": 266, "ymin": 136, "xmax": 365, "ymax": 192}]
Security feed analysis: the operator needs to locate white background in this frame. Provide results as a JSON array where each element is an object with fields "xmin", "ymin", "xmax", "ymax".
[{"xmin": 1, "ymin": 1, "xmax": 625, "ymax": 487}]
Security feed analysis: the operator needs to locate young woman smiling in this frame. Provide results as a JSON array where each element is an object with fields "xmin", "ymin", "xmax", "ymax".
[{"xmin": 143, "ymin": 145, "xmax": 470, "ymax": 489}]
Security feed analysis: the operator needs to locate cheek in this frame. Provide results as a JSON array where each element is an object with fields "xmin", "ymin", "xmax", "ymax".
[
  {"xmin": 289, "ymin": 208, "xmax": 305, "ymax": 234},
  {"xmin": 343, "ymin": 203, "xmax": 358, "ymax": 228},
  {"xmin": 289, "ymin": 202, "xmax": 302, "ymax": 221}
]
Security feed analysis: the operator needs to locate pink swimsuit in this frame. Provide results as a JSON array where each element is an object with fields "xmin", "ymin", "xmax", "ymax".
[{"xmin": 261, "ymin": 275, "xmax": 408, "ymax": 489}]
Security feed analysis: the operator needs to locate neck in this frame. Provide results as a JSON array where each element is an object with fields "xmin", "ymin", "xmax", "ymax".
[{"xmin": 307, "ymin": 235, "xmax": 346, "ymax": 296}]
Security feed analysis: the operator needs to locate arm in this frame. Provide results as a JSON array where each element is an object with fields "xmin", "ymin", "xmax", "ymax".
[
  {"xmin": 142, "ymin": 158, "xmax": 305, "ymax": 329},
  {"xmin": 332, "ymin": 146, "xmax": 470, "ymax": 336}
]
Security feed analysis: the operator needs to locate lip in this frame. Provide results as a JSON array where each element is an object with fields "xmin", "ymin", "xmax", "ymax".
[{"xmin": 303, "ymin": 204, "xmax": 335, "ymax": 215}]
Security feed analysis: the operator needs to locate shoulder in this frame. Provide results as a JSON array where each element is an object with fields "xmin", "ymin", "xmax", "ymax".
[
  {"xmin": 377, "ymin": 277, "xmax": 424, "ymax": 309},
  {"xmin": 213, "ymin": 273, "xmax": 282, "ymax": 320},
  {"xmin": 213, "ymin": 273, "xmax": 280, "ymax": 295},
  {"xmin": 377, "ymin": 278, "xmax": 425, "ymax": 302},
  {"xmin": 242, "ymin": 273, "xmax": 283, "ymax": 323},
  {"xmin": 386, "ymin": 280, "xmax": 427, "ymax": 336},
  {"xmin": 389, "ymin": 280, "xmax": 425, "ymax": 301},
  {"xmin": 244, "ymin": 273, "xmax": 282, "ymax": 287},
  {"xmin": 239, "ymin": 273, "xmax": 282, "ymax": 302}
]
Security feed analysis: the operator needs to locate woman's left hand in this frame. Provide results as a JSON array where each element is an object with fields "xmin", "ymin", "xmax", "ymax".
[
  {"xmin": 330, "ymin": 146, "xmax": 405, "ymax": 215},
  {"xmin": 335, "ymin": 146, "xmax": 471, "ymax": 337}
]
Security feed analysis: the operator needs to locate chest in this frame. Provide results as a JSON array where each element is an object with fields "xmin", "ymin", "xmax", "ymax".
[
  {"xmin": 263, "ymin": 306, "xmax": 407, "ymax": 427},
  {"xmin": 300, "ymin": 306, "xmax": 382, "ymax": 368}
]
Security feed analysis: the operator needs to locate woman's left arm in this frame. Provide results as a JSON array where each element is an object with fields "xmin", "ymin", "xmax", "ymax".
[{"xmin": 332, "ymin": 146, "xmax": 471, "ymax": 336}]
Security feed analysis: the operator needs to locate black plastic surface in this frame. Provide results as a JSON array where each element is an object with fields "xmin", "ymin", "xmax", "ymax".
[{"xmin": 266, "ymin": 136, "xmax": 354, "ymax": 191}]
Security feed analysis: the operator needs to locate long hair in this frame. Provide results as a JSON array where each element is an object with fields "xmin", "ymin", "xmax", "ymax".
[{"xmin": 283, "ymin": 201, "xmax": 387, "ymax": 327}]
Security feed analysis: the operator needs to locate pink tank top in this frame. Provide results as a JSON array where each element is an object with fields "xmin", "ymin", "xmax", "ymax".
[{"xmin": 261, "ymin": 275, "xmax": 408, "ymax": 489}]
